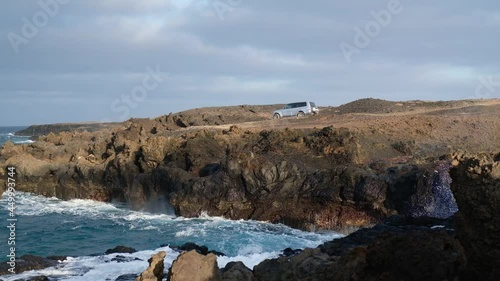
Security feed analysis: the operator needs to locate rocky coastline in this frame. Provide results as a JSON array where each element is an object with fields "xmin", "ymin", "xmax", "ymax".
[{"xmin": 1, "ymin": 98, "xmax": 499, "ymax": 280}]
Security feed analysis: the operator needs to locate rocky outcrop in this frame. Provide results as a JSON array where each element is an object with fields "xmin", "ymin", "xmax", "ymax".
[
  {"xmin": 15, "ymin": 122, "xmax": 121, "ymax": 137},
  {"xmin": 155, "ymin": 105, "xmax": 281, "ymax": 128},
  {"xmin": 252, "ymin": 216, "xmax": 465, "ymax": 281},
  {"xmin": 0, "ymin": 120, "xmax": 463, "ymax": 231},
  {"xmin": 385, "ymin": 161, "xmax": 458, "ymax": 219},
  {"xmin": 105, "ymin": 245, "xmax": 137, "ymax": 254},
  {"xmin": 168, "ymin": 250, "xmax": 221, "ymax": 281},
  {"xmin": 169, "ymin": 243, "xmax": 225, "ymax": 257},
  {"xmin": 221, "ymin": 262, "xmax": 257, "ymax": 281},
  {"xmin": 0, "ymin": 255, "xmax": 62, "ymax": 275},
  {"xmin": 135, "ymin": 251, "xmax": 166, "ymax": 281},
  {"xmin": 450, "ymin": 152, "xmax": 500, "ymax": 280}
]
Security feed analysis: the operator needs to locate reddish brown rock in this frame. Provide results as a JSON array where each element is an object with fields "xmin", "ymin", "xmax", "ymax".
[
  {"xmin": 168, "ymin": 250, "xmax": 221, "ymax": 281},
  {"xmin": 135, "ymin": 251, "xmax": 166, "ymax": 281}
]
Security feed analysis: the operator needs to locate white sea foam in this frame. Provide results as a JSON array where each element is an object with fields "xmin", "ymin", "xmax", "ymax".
[
  {"xmin": 175, "ymin": 226, "xmax": 207, "ymax": 237},
  {"xmin": 0, "ymin": 245, "xmax": 281, "ymax": 281},
  {"xmin": 8, "ymin": 192, "xmax": 121, "ymax": 217},
  {"xmin": 0, "ymin": 132, "xmax": 35, "ymax": 144},
  {"xmin": 431, "ymin": 225, "xmax": 446, "ymax": 229},
  {"xmin": 1, "ymin": 247, "xmax": 178, "ymax": 281},
  {"xmin": 218, "ymin": 251, "xmax": 281, "ymax": 269},
  {"xmin": 121, "ymin": 212, "xmax": 175, "ymax": 222},
  {"xmin": 0, "ymin": 192, "xmax": 343, "ymax": 280},
  {"xmin": 13, "ymin": 139, "xmax": 35, "ymax": 144}
]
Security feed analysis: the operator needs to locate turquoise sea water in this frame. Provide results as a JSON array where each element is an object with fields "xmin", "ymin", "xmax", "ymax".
[
  {"xmin": 0, "ymin": 126, "xmax": 32, "ymax": 146},
  {"xmin": 0, "ymin": 126, "xmax": 342, "ymax": 280}
]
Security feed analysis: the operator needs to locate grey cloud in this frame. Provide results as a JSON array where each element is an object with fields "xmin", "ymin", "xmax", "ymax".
[{"xmin": 1, "ymin": 0, "xmax": 499, "ymax": 125}]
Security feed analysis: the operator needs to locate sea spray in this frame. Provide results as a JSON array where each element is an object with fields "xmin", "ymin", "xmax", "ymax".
[{"xmin": 0, "ymin": 192, "xmax": 342, "ymax": 280}]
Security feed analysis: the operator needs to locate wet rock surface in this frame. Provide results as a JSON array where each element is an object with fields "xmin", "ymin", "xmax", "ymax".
[
  {"xmin": 0, "ymin": 255, "xmax": 59, "ymax": 275},
  {"xmin": 170, "ymin": 242, "xmax": 225, "ymax": 257},
  {"xmin": 115, "ymin": 274, "xmax": 138, "ymax": 281},
  {"xmin": 105, "ymin": 245, "xmax": 138, "ymax": 254}
]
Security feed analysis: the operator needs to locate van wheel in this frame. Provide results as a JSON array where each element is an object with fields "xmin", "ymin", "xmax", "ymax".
[
  {"xmin": 273, "ymin": 113, "xmax": 281, "ymax": 119},
  {"xmin": 297, "ymin": 111, "xmax": 305, "ymax": 117}
]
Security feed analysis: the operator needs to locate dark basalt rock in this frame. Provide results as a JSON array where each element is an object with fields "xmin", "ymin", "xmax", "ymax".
[
  {"xmin": 105, "ymin": 245, "xmax": 137, "ymax": 254},
  {"xmin": 115, "ymin": 274, "xmax": 138, "ymax": 281},
  {"xmin": 169, "ymin": 242, "xmax": 226, "ymax": 257},
  {"xmin": 199, "ymin": 163, "xmax": 221, "ymax": 177},
  {"xmin": 254, "ymin": 216, "xmax": 465, "ymax": 281},
  {"xmin": 110, "ymin": 255, "xmax": 143, "ymax": 263},
  {"xmin": 221, "ymin": 262, "xmax": 257, "ymax": 281},
  {"xmin": 15, "ymin": 123, "xmax": 120, "ymax": 137},
  {"xmin": 281, "ymin": 247, "xmax": 302, "ymax": 257},
  {"xmin": 450, "ymin": 153, "xmax": 500, "ymax": 280},
  {"xmin": 13, "ymin": 277, "xmax": 50, "ymax": 281},
  {"xmin": 408, "ymin": 161, "xmax": 458, "ymax": 219},
  {"xmin": 358, "ymin": 230, "xmax": 465, "ymax": 281},
  {"xmin": 385, "ymin": 161, "xmax": 458, "ymax": 219},
  {"xmin": 46, "ymin": 255, "xmax": 68, "ymax": 261},
  {"xmin": 0, "ymin": 255, "xmax": 58, "ymax": 275}
]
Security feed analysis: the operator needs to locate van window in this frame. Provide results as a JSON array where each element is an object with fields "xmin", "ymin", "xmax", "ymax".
[
  {"xmin": 288, "ymin": 102, "xmax": 307, "ymax": 108},
  {"xmin": 310, "ymin": 102, "xmax": 316, "ymax": 107}
]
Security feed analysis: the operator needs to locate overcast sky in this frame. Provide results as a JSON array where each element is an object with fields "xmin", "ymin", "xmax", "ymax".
[{"xmin": 1, "ymin": 0, "xmax": 499, "ymax": 126}]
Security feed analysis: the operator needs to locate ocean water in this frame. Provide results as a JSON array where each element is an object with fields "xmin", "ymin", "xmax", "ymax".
[
  {"xmin": 0, "ymin": 126, "xmax": 32, "ymax": 146},
  {"xmin": 0, "ymin": 192, "xmax": 342, "ymax": 280},
  {"xmin": 0, "ymin": 126, "xmax": 342, "ymax": 280}
]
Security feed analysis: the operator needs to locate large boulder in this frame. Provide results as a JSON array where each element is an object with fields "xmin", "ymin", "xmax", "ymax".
[
  {"xmin": 105, "ymin": 245, "xmax": 137, "ymax": 254},
  {"xmin": 353, "ymin": 230, "xmax": 465, "ymax": 281},
  {"xmin": 253, "ymin": 248, "xmax": 335, "ymax": 281},
  {"xmin": 385, "ymin": 162, "xmax": 458, "ymax": 219},
  {"xmin": 221, "ymin": 262, "xmax": 257, "ymax": 281},
  {"xmin": 253, "ymin": 216, "xmax": 465, "ymax": 281},
  {"xmin": 450, "ymin": 152, "xmax": 500, "ymax": 280},
  {"xmin": 168, "ymin": 250, "xmax": 221, "ymax": 281},
  {"xmin": 135, "ymin": 251, "xmax": 166, "ymax": 281}
]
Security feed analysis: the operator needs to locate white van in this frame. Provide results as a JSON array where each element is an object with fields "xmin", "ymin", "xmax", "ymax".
[{"xmin": 272, "ymin": 102, "xmax": 319, "ymax": 119}]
